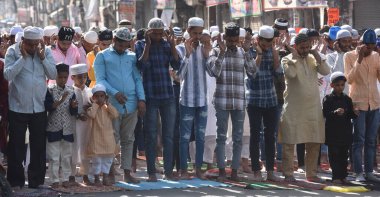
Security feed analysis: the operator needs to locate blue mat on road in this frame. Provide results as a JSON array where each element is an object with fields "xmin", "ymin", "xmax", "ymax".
[{"xmin": 115, "ymin": 178, "xmax": 231, "ymax": 191}]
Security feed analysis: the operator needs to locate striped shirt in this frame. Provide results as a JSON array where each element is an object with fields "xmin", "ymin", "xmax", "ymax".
[
  {"xmin": 176, "ymin": 43, "xmax": 210, "ymax": 107},
  {"xmin": 246, "ymin": 48, "xmax": 278, "ymax": 108},
  {"xmin": 207, "ymin": 47, "xmax": 257, "ymax": 110}
]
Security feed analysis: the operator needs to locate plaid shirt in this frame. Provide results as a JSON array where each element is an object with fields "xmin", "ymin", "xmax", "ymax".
[
  {"xmin": 135, "ymin": 39, "xmax": 180, "ymax": 100},
  {"xmin": 207, "ymin": 47, "xmax": 257, "ymax": 110},
  {"xmin": 246, "ymin": 48, "xmax": 278, "ymax": 108}
]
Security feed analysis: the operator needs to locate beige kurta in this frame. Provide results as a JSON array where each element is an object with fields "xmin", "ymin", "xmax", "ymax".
[
  {"xmin": 86, "ymin": 103, "xmax": 119, "ymax": 157},
  {"xmin": 279, "ymin": 53, "xmax": 330, "ymax": 144}
]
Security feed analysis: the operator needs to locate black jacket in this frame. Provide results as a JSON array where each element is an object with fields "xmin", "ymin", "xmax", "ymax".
[{"xmin": 323, "ymin": 92, "xmax": 357, "ymax": 146}]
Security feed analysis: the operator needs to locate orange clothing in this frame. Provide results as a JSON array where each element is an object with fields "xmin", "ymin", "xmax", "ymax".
[
  {"xmin": 344, "ymin": 51, "xmax": 380, "ymax": 111},
  {"xmin": 87, "ymin": 51, "xmax": 96, "ymax": 88},
  {"xmin": 86, "ymin": 103, "xmax": 119, "ymax": 157}
]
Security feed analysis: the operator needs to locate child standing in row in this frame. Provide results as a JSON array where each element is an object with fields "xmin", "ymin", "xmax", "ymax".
[
  {"xmin": 70, "ymin": 64, "xmax": 93, "ymax": 185},
  {"xmin": 45, "ymin": 63, "xmax": 77, "ymax": 188},
  {"xmin": 87, "ymin": 84, "xmax": 119, "ymax": 186},
  {"xmin": 323, "ymin": 72, "xmax": 357, "ymax": 184}
]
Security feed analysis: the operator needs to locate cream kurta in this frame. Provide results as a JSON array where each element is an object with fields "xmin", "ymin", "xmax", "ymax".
[
  {"xmin": 279, "ymin": 53, "xmax": 330, "ymax": 144},
  {"xmin": 87, "ymin": 103, "xmax": 119, "ymax": 157}
]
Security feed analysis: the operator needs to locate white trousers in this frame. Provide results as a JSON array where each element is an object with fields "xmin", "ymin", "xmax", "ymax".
[
  {"xmin": 47, "ymin": 140, "xmax": 73, "ymax": 182},
  {"xmin": 91, "ymin": 156, "xmax": 113, "ymax": 175}
]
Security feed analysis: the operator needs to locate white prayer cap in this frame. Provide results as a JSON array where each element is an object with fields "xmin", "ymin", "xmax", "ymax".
[
  {"xmin": 288, "ymin": 28, "xmax": 296, "ymax": 34},
  {"xmin": 336, "ymin": 29, "xmax": 351, "ymax": 40},
  {"xmin": 351, "ymin": 29, "xmax": 360, "ymax": 39},
  {"xmin": 15, "ymin": 32, "xmax": 23, "ymax": 43},
  {"xmin": 70, "ymin": 64, "xmax": 88, "ymax": 75},
  {"xmin": 258, "ymin": 25, "xmax": 274, "ymax": 39},
  {"xmin": 73, "ymin": 26, "xmax": 82, "ymax": 34},
  {"xmin": 239, "ymin": 28, "xmax": 246, "ymax": 38},
  {"xmin": 202, "ymin": 29, "xmax": 210, "ymax": 36},
  {"xmin": 183, "ymin": 31, "xmax": 190, "ymax": 40},
  {"xmin": 330, "ymin": 71, "xmax": 346, "ymax": 83},
  {"xmin": 209, "ymin": 25, "xmax": 219, "ymax": 33},
  {"xmin": 10, "ymin": 25, "xmax": 23, "ymax": 36},
  {"xmin": 130, "ymin": 28, "xmax": 137, "ymax": 37},
  {"xmin": 375, "ymin": 28, "xmax": 380, "ymax": 37},
  {"xmin": 23, "ymin": 26, "xmax": 43, "ymax": 40},
  {"xmin": 84, "ymin": 31, "xmax": 98, "ymax": 44},
  {"xmin": 211, "ymin": 31, "xmax": 220, "ymax": 39},
  {"xmin": 92, "ymin": 84, "xmax": 106, "ymax": 94},
  {"xmin": 173, "ymin": 27, "xmax": 183, "ymax": 37},
  {"xmin": 188, "ymin": 17, "xmax": 204, "ymax": 28},
  {"xmin": 340, "ymin": 25, "xmax": 352, "ymax": 33},
  {"xmin": 299, "ymin": 28, "xmax": 309, "ymax": 35},
  {"xmin": 148, "ymin": 18, "xmax": 165, "ymax": 29},
  {"xmin": 43, "ymin": 26, "xmax": 58, "ymax": 37}
]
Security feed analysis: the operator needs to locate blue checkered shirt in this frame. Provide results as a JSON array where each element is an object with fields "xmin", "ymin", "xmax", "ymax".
[
  {"xmin": 246, "ymin": 48, "xmax": 278, "ymax": 108},
  {"xmin": 135, "ymin": 39, "xmax": 180, "ymax": 100}
]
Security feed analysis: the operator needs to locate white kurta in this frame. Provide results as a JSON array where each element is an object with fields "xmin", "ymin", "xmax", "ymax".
[
  {"xmin": 279, "ymin": 53, "xmax": 330, "ymax": 144},
  {"xmin": 72, "ymin": 86, "xmax": 92, "ymax": 165}
]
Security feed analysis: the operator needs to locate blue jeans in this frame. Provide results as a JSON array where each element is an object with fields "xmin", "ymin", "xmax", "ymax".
[
  {"xmin": 215, "ymin": 109, "xmax": 245, "ymax": 170},
  {"xmin": 352, "ymin": 109, "xmax": 380, "ymax": 174},
  {"xmin": 179, "ymin": 105, "xmax": 207, "ymax": 170},
  {"xmin": 247, "ymin": 105, "xmax": 278, "ymax": 172},
  {"xmin": 144, "ymin": 98, "xmax": 176, "ymax": 175}
]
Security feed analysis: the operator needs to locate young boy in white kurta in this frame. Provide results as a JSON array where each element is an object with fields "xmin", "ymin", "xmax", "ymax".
[
  {"xmin": 87, "ymin": 84, "xmax": 119, "ymax": 186},
  {"xmin": 69, "ymin": 63, "xmax": 93, "ymax": 185},
  {"xmin": 45, "ymin": 63, "xmax": 77, "ymax": 188}
]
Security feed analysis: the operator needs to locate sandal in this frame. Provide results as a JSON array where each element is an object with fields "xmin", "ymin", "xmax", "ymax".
[
  {"xmin": 307, "ymin": 176, "xmax": 325, "ymax": 183},
  {"xmin": 50, "ymin": 182, "xmax": 60, "ymax": 189},
  {"xmin": 284, "ymin": 176, "xmax": 297, "ymax": 182}
]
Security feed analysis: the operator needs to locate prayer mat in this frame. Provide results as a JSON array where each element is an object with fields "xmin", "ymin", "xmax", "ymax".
[
  {"xmin": 245, "ymin": 182, "xmax": 293, "ymax": 190},
  {"xmin": 115, "ymin": 178, "xmax": 230, "ymax": 191},
  {"xmin": 324, "ymin": 185, "xmax": 370, "ymax": 193},
  {"xmin": 13, "ymin": 188, "xmax": 58, "ymax": 197},
  {"xmin": 51, "ymin": 183, "xmax": 122, "ymax": 194}
]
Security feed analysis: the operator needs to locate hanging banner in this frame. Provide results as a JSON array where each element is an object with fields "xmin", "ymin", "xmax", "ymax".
[
  {"xmin": 155, "ymin": 0, "xmax": 175, "ymax": 9},
  {"xmin": 229, "ymin": 0, "xmax": 262, "ymax": 18},
  {"xmin": 264, "ymin": 0, "xmax": 328, "ymax": 11},
  {"xmin": 119, "ymin": 0, "xmax": 136, "ymax": 24},
  {"xmin": 327, "ymin": 8, "xmax": 340, "ymax": 26},
  {"xmin": 206, "ymin": 0, "xmax": 229, "ymax": 7}
]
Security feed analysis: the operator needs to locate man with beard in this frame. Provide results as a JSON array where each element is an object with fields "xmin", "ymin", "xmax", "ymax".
[
  {"xmin": 327, "ymin": 29, "xmax": 352, "ymax": 94},
  {"xmin": 280, "ymin": 33, "xmax": 330, "ymax": 182}
]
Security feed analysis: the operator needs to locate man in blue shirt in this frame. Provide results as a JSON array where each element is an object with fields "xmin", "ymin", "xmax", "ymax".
[
  {"xmin": 135, "ymin": 18, "xmax": 180, "ymax": 182},
  {"xmin": 94, "ymin": 27, "xmax": 146, "ymax": 184},
  {"xmin": 246, "ymin": 25, "xmax": 281, "ymax": 182}
]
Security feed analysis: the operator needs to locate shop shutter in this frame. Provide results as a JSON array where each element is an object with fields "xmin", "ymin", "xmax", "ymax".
[{"xmin": 354, "ymin": 0, "xmax": 380, "ymax": 29}]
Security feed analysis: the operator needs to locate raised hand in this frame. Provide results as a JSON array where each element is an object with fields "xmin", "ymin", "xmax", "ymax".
[
  {"xmin": 165, "ymin": 27, "xmax": 176, "ymax": 47},
  {"xmin": 242, "ymin": 33, "xmax": 252, "ymax": 52},
  {"xmin": 145, "ymin": 29, "xmax": 152, "ymax": 46},
  {"xmin": 252, "ymin": 37, "xmax": 262, "ymax": 54},
  {"xmin": 216, "ymin": 34, "xmax": 226, "ymax": 53},
  {"xmin": 37, "ymin": 40, "xmax": 45, "ymax": 60},
  {"xmin": 333, "ymin": 41, "xmax": 342, "ymax": 53},
  {"xmin": 19, "ymin": 41, "xmax": 28, "ymax": 58},
  {"xmin": 185, "ymin": 37, "xmax": 194, "ymax": 58}
]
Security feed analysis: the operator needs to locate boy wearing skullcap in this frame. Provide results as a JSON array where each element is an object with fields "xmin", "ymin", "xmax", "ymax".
[
  {"xmin": 344, "ymin": 29, "xmax": 380, "ymax": 182},
  {"xmin": 87, "ymin": 84, "xmax": 119, "ymax": 186},
  {"xmin": 45, "ymin": 63, "xmax": 78, "ymax": 188},
  {"xmin": 69, "ymin": 63, "xmax": 93, "ymax": 185},
  {"xmin": 322, "ymin": 72, "xmax": 356, "ymax": 184},
  {"xmin": 50, "ymin": 26, "xmax": 85, "ymax": 86},
  {"xmin": 135, "ymin": 17, "xmax": 180, "ymax": 182},
  {"xmin": 207, "ymin": 22, "xmax": 257, "ymax": 181}
]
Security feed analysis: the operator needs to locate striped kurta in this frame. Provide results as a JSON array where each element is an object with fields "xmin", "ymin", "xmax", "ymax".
[{"xmin": 176, "ymin": 44, "xmax": 210, "ymax": 107}]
